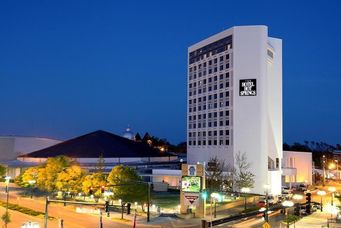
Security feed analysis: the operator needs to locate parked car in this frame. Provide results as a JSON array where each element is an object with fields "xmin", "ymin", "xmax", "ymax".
[
  {"xmin": 282, "ymin": 186, "xmax": 292, "ymax": 194},
  {"xmin": 297, "ymin": 184, "xmax": 307, "ymax": 192}
]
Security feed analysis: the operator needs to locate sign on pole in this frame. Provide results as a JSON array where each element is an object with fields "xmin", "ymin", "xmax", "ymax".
[
  {"xmin": 262, "ymin": 222, "xmax": 271, "ymax": 228},
  {"xmin": 184, "ymin": 193, "xmax": 199, "ymax": 206}
]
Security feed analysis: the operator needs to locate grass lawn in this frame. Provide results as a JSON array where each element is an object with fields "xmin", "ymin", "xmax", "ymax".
[{"xmin": 151, "ymin": 191, "xmax": 180, "ymax": 209}]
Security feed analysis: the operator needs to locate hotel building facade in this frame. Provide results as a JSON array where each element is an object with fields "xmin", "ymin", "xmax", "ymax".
[{"xmin": 187, "ymin": 25, "xmax": 282, "ymax": 194}]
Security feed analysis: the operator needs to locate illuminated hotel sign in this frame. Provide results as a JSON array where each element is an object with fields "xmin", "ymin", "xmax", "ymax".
[{"xmin": 239, "ymin": 79, "xmax": 257, "ymax": 96}]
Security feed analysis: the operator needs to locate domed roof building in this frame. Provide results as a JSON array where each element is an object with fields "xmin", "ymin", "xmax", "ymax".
[{"xmin": 122, "ymin": 126, "xmax": 134, "ymax": 140}]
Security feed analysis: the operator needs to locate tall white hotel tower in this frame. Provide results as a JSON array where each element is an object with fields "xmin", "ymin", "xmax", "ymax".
[{"xmin": 187, "ymin": 25, "xmax": 282, "ymax": 195}]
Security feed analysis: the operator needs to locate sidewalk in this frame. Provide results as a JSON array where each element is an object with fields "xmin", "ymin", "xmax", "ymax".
[{"xmin": 293, "ymin": 211, "xmax": 341, "ymax": 228}]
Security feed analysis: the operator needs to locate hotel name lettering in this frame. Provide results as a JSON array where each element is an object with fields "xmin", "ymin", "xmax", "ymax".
[{"xmin": 239, "ymin": 79, "xmax": 257, "ymax": 96}]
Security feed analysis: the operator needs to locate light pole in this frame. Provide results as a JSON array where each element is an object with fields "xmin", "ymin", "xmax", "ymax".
[
  {"xmin": 282, "ymin": 200, "xmax": 294, "ymax": 228},
  {"xmin": 328, "ymin": 186, "xmax": 336, "ymax": 206},
  {"xmin": 323, "ymin": 155, "xmax": 326, "ymax": 186},
  {"xmin": 335, "ymin": 159, "xmax": 339, "ymax": 180},
  {"xmin": 241, "ymin": 187, "xmax": 251, "ymax": 210},
  {"xmin": 317, "ymin": 190, "xmax": 326, "ymax": 211},
  {"xmin": 264, "ymin": 184, "xmax": 270, "ymax": 223},
  {"xmin": 4, "ymin": 176, "xmax": 11, "ymax": 228},
  {"xmin": 28, "ymin": 180, "xmax": 36, "ymax": 199}
]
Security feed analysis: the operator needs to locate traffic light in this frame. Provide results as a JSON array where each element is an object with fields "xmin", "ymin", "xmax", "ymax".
[
  {"xmin": 306, "ymin": 192, "xmax": 311, "ymax": 214},
  {"xmin": 105, "ymin": 201, "xmax": 109, "ymax": 212},
  {"xmin": 101, "ymin": 186, "xmax": 105, "ymax": 194},
  {"xmin": 306, "ymin": 192, "xmax": 311, "ymax": 203},
  {"xmin": 201, "ymin": 190, "xmax": 208, "ymax": 200}
]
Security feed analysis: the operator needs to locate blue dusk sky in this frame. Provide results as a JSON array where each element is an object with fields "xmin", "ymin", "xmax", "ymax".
[{"xmin": 0, "ymin": 0, "xmax": 340, "ymax": 145}]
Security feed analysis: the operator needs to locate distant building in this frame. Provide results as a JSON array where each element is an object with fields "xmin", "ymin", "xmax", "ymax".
[
  {"xmin": 187, "ymin": 25, "xmax": 282, "ymax": 194},
  {"xmin": 282, "ymin": 150, "xmax": 312, "ymax": 187},
  {"xmin": 0, "ymin": 136, "xmax": 61, "ymax": 177},
  {"xmin": 16, "ymin": 130, "xmax": 178, "ymax": 177},
  {"xmin": 0, "ymin": 136, "xmax": 61, "ymax": 161}
]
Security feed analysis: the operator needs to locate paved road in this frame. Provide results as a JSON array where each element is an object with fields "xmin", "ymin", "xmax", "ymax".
[{"xmin": 0, "ymin": 184, "xmax": 133, "ymax": 228}]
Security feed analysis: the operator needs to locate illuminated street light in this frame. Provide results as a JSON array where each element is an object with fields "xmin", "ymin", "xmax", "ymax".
[
  {"xmin": 28, "ymin": 180, "xmax": 36, "ymax": 199},
  {"xmin": 317, "ymin": 190, "xmax": 326, "ymax": 211},
  {"xmin": 328, "ymin": 187, "xmax": 336, "ymax": 206},
  {"xmin": 4, "ymin": 176, "xmax": 11, "ymax": 228},
  {"xmin": 292, "ymin": 194, "xmax": 303, "ymax": 201},
  {"xmin": 241, "ymin": 187, "xmax": 251, "ymax": 210},
  {"xmin": 282, "ymin": 200, "xmax": 294, "ymax": 228}
]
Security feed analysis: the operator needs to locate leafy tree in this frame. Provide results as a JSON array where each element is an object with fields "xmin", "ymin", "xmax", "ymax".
[
  {"xmin": 107, "ymin": 165, "xmax": 147, "ymax": 219},
  {"xmin": 95, "ymin": 154, "xmax": 105, "ymax": 174},
  {"xmin": 206, "ymin": 157, "xmax": 223, "ymax": 191},
  {"xmin": 42, "ymin": 156, "xmax": 71, "ymax": 192},
  {"xmin": 234, "ymin": 151, "xmax": 255, "ymax": 190},
  {"xmin": 1, "ymin": 211, "xmax": 10, "ymax": 226},
  {"xmin": 82, "ymin": 172, "xmax": 107, "ymax": 198},
  {"xmin": 21, "ymin": 167, "xmax": 39, "ymax": 187},
  {"xmin": 0, "ymin": 165, "xmax": 6, "ymax": 177},
  {"xmin": 56, "ymin": 165, "xmax": 86, "ymax": 195}
]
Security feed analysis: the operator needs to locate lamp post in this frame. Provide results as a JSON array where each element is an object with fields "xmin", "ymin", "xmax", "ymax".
[
  {"xmin": 282, "ymin": 200, "xmax": 294, "ymax": 228},
  {"xmin": 264, "ymin": 184, "xmax": 270, "ymax": 223},
  {"xmin": 328, "ymin": 186, "xmax": 336, "ymax": 206},
  {"xmin": 241, "ymin": 187, "xmax": 251, "ymax": 210},
  {"xmin": 317, "ymin": 190, "xmax": 326, "ymax": 211},
  {"xmin": 4, "ymin": 176, "xmax": 11, "ymax": 228},
  {"xmin": 28, "ymin": 180, "xmax": 36, "ymax": 199},
  {"xmin": 323, "ymin": 155, "xmax": 326, "ymax": 186},
  {"xmin": 335, "ymin": 159, "xmax": 339, "ymax": 180}
]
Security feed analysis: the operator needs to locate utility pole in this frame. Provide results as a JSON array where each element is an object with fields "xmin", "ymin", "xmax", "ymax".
[
  {"xmin": 147, "ymin": 182, "xmax": 151, "ymax": 222},
  {"xmin": 323, "ymin": 155, "xmax": 326, "ymax": 186},
  {"xmin": 44, "ymin": 197, "xmax": 49, "ymax": 228}
]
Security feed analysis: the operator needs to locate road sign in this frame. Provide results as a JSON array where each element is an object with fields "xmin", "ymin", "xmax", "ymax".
[
  {"xmin": 262, "ymin": 222, "xmax": 270, "ymax": 228},
  {"xmin": 184, "ymin": 193, "xmax": 199, "ymax": 206}
]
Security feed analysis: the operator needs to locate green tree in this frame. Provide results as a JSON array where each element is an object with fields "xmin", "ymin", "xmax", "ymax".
[
  {"xmin": 82, "ymin": 172, "xmax": 107, "ymax": 198},
  {"xmin": 1, "ymin": 211, "xmax": 11, "ymax": 227},
  {"xmin": 0, "ymin": 165, "xmax": 6, "ymax": 177},
  {"xmin": 107, "ymin": 165, "xmax": 147, "ymax": 218},
  {"xmin": 56, "ymin": 165, "xmax": 86, "ymax": 196}
]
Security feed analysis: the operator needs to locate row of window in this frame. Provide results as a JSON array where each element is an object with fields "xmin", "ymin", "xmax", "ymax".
[
  {"xmin": 189, "ymin": 64, "xmax": 230, "ymax": 80},
  {"xmin": 189, "ymin": 35, "xmax": 232, "ymax": 64},
  {"xmin": 188, "ymin": 82, "xmax": 230, "ymax": 97},
  {"xmin": 189, "ymin": 92, "xmax": 230, "ymax": 105},
  {"xmin": 188, "ymin": 120, "xmax": 230, "ymax": 129},
  {"xmin": 188, "ymin": 139, "xmax": 230, "ymax": 146},
  {"xmin": 188, "ymin": 102, "xmax": 230, "ymax": 112},
  {"xmin": 189, "ymin": 73, "xmax": 230, "ymax": 87},
  {"xmin": 189, "ymin": 55, "xmax": 230, "ymax": 72},
  {"xmin": 188, "ymin": 111, "xmax": 230, "ymax": 120},
  {"xmin": 189, "ymin": 130, "xmax": 229, "ymax": 137}
]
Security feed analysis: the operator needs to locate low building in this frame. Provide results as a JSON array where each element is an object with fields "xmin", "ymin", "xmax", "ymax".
[
  {"xmin": 16, "ymin": 130, "xmax": 179, "ymax": 178},
  {"xmin": 0, "ymin": 136, "xmax": 61, "ymax": 177},
  {"xmin": 0, "ymin": 136, "xmax": 61, "ymax": 161},
  {"xmin": 282, "ymin": 150, "xmax": 313, "ymax": 187}
]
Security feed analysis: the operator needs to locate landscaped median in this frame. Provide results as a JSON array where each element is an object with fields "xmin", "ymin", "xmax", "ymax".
[{"xmin": 0, "ymin": 200, "xmax": 55, "ymax": 220}]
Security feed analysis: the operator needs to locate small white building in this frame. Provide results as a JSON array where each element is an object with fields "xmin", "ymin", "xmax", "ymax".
[{"xmin": 282, "ymin": 150, "xmax": 313, "ymax": 187}]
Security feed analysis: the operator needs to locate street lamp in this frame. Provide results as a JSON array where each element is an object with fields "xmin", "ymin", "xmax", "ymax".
[
  {"xmin": 4, "ymin": 176, "xmax": 11, "ymax": 228},
  {"xmin": 28, "ymin": 180, "xmax": 36, "ymax": 199},
  {"xmin": 241, "ymin": 187, "xmax": 251, "ymax": 210},
  {"xmin": 263, "ymin": 184, "xmax": 270, "ymax": 223},
  {"xmin": 328, "ymin": 186, "xmax": 336, "ymax": 206},
  {"xmin": 210, "ymin": 192, "xmax": 221, "ymax": 223},
  {"xmin": 317, "ymin": 190, "xmax": 326, "ymax": 211},
  {"xmin": 282, "ymin": 200, "xmax": 294, "ymax": 228},
  {"xmin": 323, "ymin": 155, "xmax": 326, "ymax": 186}
]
